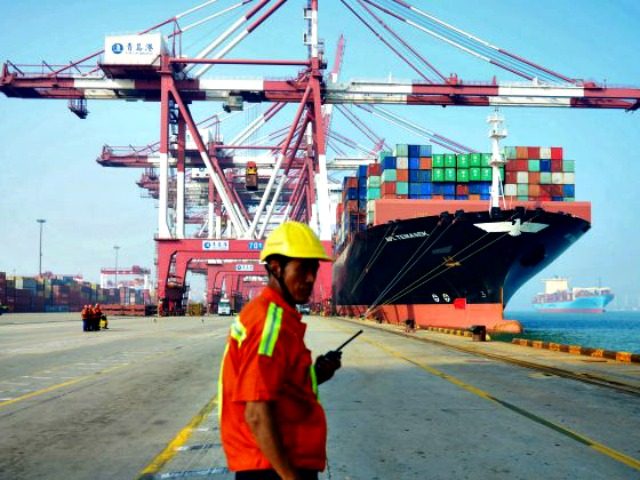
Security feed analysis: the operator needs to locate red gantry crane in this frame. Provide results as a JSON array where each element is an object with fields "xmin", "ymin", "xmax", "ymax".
[{"xmin": 2, "ymin": 0, "xmax": 639, "ymax": 315}]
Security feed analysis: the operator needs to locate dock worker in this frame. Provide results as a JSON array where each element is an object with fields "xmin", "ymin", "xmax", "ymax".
[
  {"xmin": 219, "ymin": 221, "xmax": 341, "ymax": 480},
  {"xmin": 81, "ymin": 304, "xmax": 90, "ymax": 332}
]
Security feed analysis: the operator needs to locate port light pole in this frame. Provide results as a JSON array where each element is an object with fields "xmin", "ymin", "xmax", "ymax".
[
  {"xmin": 36, "ymin": 219, "xmax": 46, "ymax": 276},
  {"xmin": 114, "ymin": 245, "xmax": 120, "ymax": 290}
]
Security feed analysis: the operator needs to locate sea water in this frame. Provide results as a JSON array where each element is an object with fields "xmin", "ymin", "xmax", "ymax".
[{"xmin": 501, "ymin": 310, "xmax": 640, "ymax": 354}]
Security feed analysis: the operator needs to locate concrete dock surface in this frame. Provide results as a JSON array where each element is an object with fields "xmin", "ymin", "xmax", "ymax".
[{"xmin": 0, "ymin": 312, "xmax": 638, "ymax": 479}]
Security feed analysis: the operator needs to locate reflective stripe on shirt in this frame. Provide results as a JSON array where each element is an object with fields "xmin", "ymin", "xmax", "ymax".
[
  {"xmin": 258, "ymin": 302, "xmax": 283, "ymax": 357},
  {"xmin": 230, "ymin": 316, "xmax": 247, "ymax": 346}
]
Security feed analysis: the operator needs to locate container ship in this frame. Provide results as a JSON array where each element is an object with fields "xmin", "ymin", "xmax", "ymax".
[
  {"xmin": 533, "ymin": 277, "xmax": 614, "ymax": 313},
  {"xmin": 332, "ymin": 113, "xmax": 591, "ymax": 333}
]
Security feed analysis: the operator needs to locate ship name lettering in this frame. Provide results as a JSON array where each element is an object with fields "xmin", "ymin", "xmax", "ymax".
[{"xmin": 384, "ymin": 231, "xmax": 428, "ymax": 242}]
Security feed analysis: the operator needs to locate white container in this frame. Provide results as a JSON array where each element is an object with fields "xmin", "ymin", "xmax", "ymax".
[
  {"xmin": 504, "ymin": 183, "xmax": 517, "ymax": 196},
  {"xmin": 551, "ymin": 172, "xmax": 564, "ymax": 185},
  {"xmin": 396, "ymin": 156, "xmax": 408, "ymax": 169},
  {"xmin": 104, "ymin": 33, "xmax": 167, "ymax": 66},
  {"xmin": 563, "ymin": 172, "xmax": 575, "ymax": 184},
  {"xmin": 539, "ymin": 147, "xmax": 552, "ymax": 159},
  {"xmin": 516, "ymin": 171, "xmax": 529, "ymax": 184}
]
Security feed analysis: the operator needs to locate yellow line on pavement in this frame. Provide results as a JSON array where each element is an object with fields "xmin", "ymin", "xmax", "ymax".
[
  {"xmin": 136, "ymin": 395, "xmax": 219, "ymax": 479},
  {"xmin": 335, "ymin": 323, "xmax": 640, "ymax": 472}
]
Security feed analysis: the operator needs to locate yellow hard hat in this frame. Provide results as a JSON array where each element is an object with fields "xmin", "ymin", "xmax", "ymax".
[{"xmin": 260, "ymin": 221, "xmax": 332, "ymax": 262}]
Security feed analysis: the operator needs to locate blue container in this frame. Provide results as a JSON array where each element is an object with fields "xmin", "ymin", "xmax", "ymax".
[
  {"xmin": 540, "ymin": 159, "xmax": 552, "ymax": 172},
  {"xmin": 358, "ymin": 184, "xmax": 367, "ymax": 195},
  {"xmin": 409, "ymin": 193, "xmax": 420, "ymax": 199},
  {"xmin": 408, "ymin": 144, "xmax": 421, "ymax": 157},
  {"xmin": 409, "ymin": 170, "xmax": 420, "ymax": 183},
  {"xmin": 358, "ymin": 199, "xmax": 366, "ymax": 209},
  {"xmin": 432, "ymin": 183, "xmax": 442, "ymax": 195},
  {"xmin": 409, "ymin": 183, "xmax": 422, "ymax": 195},
  {"xmin": 468, "ymin": 181, "xmax": 482, "ymax": 195},
  {"xmin": 420, "ymin": 183, "xmax": 433, "ymax": 194},
  {"xmin": 442, "ymin": 183, "xmax": 456, "ymax": 195},
  {"xmin": 417, "ymin": 170, "xmax": 432, "ymax": 182},
  {"xmin": 456, "ymin": 195, "xmax": 469, "ymax": 200},
  {"xmin": 563, "ymin": 184, "xmax": 575, "ymax": 197},
  {"xmin": 479, "ymin": 183, "xmax": 491, "ymax": 195},
  {"xmin": 480, "ymin": 193, "xmax": 491, "ymax": 200},
  {"xmin": 444, "ymin": 194, "xmax": 456, "ymax": 200},
  {"xmin": 409, "ymin": 157, "xmax": 421, "ymax": 170},
  {"xmin": 382, "ymin": 156, "xmax": 397, "ymax": 170},
  {"xmin": 419, "ymin": 144, "xmax": 432, "ymax": 157},
  {"xmin": 418, "ymin": 194, "xmax": 432, "ymax": 199},
  {"xmin": 358, "ymin": 165, "xmax": 368, "ymax": 177},
  {"xmin": 552, "ymin": 196, "xmax": 564, "ymax": 201},
  {"xmin": 347, "ymin": 187, "xmax": 358, "ymax": 200}
]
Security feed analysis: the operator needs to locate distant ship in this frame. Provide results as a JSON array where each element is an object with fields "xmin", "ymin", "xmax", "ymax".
[{"xmin": 532, "ymin": 277, "xmax": 614, "ymax": 313}]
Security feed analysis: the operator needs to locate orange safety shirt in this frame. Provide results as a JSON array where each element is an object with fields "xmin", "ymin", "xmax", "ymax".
[{"xmin": 219, "ymin": 286, "xmax": 326, "ymax": 472}]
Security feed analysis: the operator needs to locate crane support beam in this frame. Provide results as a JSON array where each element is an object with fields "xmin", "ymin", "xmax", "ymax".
[{"xmin": 3, "ymin": 66, "xmax": 639, "ymax": 109}]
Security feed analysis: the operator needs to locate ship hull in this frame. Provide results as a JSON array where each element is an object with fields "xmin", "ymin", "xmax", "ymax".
[{"xmin": 332, "ymin": 207, "xmax": 591, "ymax": 332}]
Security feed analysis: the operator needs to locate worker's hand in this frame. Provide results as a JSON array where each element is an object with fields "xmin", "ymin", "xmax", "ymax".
[{"xmin": 314, "ymin": 350, "xmax": 342, "ymax": 384}]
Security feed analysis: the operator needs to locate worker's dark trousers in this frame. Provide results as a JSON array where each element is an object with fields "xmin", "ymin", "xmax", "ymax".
[
  {"xmin": 82, "ymin": 320, "xmax": 88, "ymax": 331},
  {"xmin": 236, "ymin": 470, "xmax": 318, "ymax": 480}
]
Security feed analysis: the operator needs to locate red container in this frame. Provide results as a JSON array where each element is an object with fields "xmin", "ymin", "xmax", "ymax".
[
  {"xmin": 550, "ymin": 185, "xmax": 564, "ymax": 196},
  {"xmin": 516, "ymin": 159, "xmax": 528, "ymax": 171},
  {"xmin": 456, "ymin": 184, "xmax": 469, "ymax": 195},
  {"xmin": 516, "ymin": 146, "xmax": 528, "ymax": 159},
  {"xmin": 345, "ymin": 177, "xmax": 358, "ymax": 188},
  {"xmin": 551, "ymin": 159, "xmax": 563, "ymax": 172},
  {"xmin": 419, "ymin": 157, "xmax": 432, "ymax": 169},
  {"xmin": 345, "ymin": 200, "xmax": 359, "ymax": 213},
  {"xmin": 550, "ymin": 147, "xmax": 563, "ymax": 160},
  {"xmin": 381, "ymin": 193, "xmax": 396, "ymax": 199},
  {"xmin": 382, "ymin": 183, "xmax": 396, "ymax": 194},
  {"xmin": 367, "ymin": 163, "xmax": 382, "ymax": 176},
  {"xmin": 539, "ymin": 185, "xmax": 553, "ymax": 196},
  {"xmin": 529, "ymin": 172, "xmax": 540, "ymax": 184},
  {"xmin": 506, "ymin": 161, "xmax": 518, "ymax": 172},
  {"xmin": 538, "ymin": 195, "xmax": 552, "ymax": 201},
  {"xmin": 505, "ymin": 172, "xmax": 517, "ymax": 184},
  {"xmin": 529, "ymin": 184, "xmax": 541, "ymax": 196},
  {"xmin": 527, "ymin": 146, "xmax": 540, "ymax": 159},
  {"xmin": 397, "ymin": 169, "xmax": 409, "ymax": 182}
]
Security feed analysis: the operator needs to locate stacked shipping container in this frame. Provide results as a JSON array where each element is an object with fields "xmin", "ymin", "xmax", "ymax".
[
  {"xmin": 503, "ymin": 146, "xmax": 575, "ymax": 201},
  {"xmin": 0, "ymin": 272, "xmax": 153, "ymax": 313},
  {"xmin": 335, "ymin": 144, "xmax": 575, "ymax": 250}
]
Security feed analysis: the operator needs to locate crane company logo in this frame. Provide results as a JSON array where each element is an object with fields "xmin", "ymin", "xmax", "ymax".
[
  {"xmin": 111, "ymin": 43, "xmax": 124, "ymax": 54},
  {"xmin": 235, "ymin": 264, "xmax": 254, "ymax": 272},
  {"xmin": 203, "ymin": 240, "xmax": 229, "ymax": 251},
  {"xmin": 384, "ymin": 231, "xmax": 428, "ymax": 242}
]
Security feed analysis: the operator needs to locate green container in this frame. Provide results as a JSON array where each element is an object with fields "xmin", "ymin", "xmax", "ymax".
[
  {"xmin": 444, "ymin": 167, "xmax": 457, "ymax": 182},
  {"xmin": 432, "ymin": 168, "xmax": 445, "ymax": 182},
  {"xmin": 528, "ymin": 159, "xmax": 540, "ymax": 172},
  {"xmin": 517, "ymin": 195, "xmax": 529, "ymax": 201},
  {"xmin": 366, "ymin": 187, "xmax": 381, "ymax": 200},
  {"xmin": 382, "ymin": 169, "xmax": 397, "ymax": 182},
  {"xmin": 480, "ymin": 167, "xmax": 492, "ymax": 181},
  {"xmin": 563, "ymin": 160, "xmax": 575, "ymax": 172},
  {"xmin": 517, "ymin": 184, "xmax": 529, "ymax": 196},
  {"xmin": 469, "ymin": 153, "xmax": 482, "ymax": 166},
  {"xmin": 469, "ymin": 167, "xmax": 482, "ymax": 181},
  {"xmin": 457, "ymin": 169, "xmax": 470, "ymax": 183},
  {"xmin": 457, "ymin": 154, "xmax": 470, "ymax": 168},
  {"xmin": 432, "ymin": 154, "xmax": 444, "ymax": 168},
  {"xmin": 378, "ymin": 150, "xmax": 392, "ymax": 162},
  {"xmin": 444, "ymin": 154, "xmax": 457, "ymax": 168},
  {"xmin": 396, "ymin": 182, "xmax": 409, "ymax": 195},
  {"xmin": 540, "ymin": 172, "xmax": 552, "ymax": 184},
  {"xmin": 503, "ymin": 146, "xmax": 517, "ymax": 159},
  {"xmin": 481, "ymin": 153, "xmax": 492, "ymax": 167},
  {"xmin": 395, "ymin": 144, "xmax": 409, "ymax": 157},
  {"xmin": 564, "ymin": 197, "xmax": 575, "ymax": 202},
  {"xmin": 367, "ymin": 176, "xmax": 381, "ymax": 188}
]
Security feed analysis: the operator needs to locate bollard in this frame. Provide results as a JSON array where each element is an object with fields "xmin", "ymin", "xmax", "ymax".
[{"xmin": 469, "ymin": 325, "xmax": 486, "ymax": 342}]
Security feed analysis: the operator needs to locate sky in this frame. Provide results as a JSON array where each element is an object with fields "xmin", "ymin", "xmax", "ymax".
[{"xmin": 1, "ymin": 0, "xmax": 639, "ymax": 309}]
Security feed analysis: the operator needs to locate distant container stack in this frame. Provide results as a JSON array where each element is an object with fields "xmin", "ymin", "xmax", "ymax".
[{"xmin": 0, "ymin": 272, "xmax": 153, "ymax": 313}]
